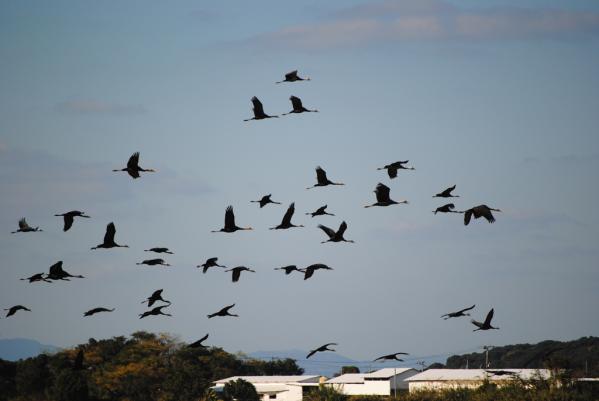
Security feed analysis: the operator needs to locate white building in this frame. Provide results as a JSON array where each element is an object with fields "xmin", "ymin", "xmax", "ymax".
[
  {"xmin": 325, "ymin": 368, "xmax": 419, "ymax": 395},
  {"xmin": 212, "ymin": 375, "xmax": 321, "ymax": 401},
  {"xmin": 406, "ymin": 369, "xmax": 553, "ymax": 392}
]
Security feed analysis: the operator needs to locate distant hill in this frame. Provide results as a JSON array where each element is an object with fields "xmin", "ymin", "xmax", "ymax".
[
  {"xmin": 248, "ymin": 349, "xmax": 447, "ymax": 377},
  {"xmin": 445, "ymin": 336, "xmax": 599, "ymax": 377},
  {"xmin": 0, "ymin": 338, "xmax": 59, "ymax": 361}
]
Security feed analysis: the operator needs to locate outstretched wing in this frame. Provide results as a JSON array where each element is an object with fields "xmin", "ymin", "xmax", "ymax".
[
  {"xmin": 483, "ymin": 308, "xmax": 494, "ymax": 326},
  {"xmin": 290, "ymin": 96, "xmax": 303, "ymax": 111},
  {"xmin": 224, "ymin": 206, "xmax": 236, "ymax": 230},
  {"xmin": 471, "ymin": 319, "xmax": 483, "ymax": 329},
  {"xmin": 447, "ymin": 203, "xmax": 456, "ymax": 210},
  {"xmin": 464, "ymin": 209, "xmax": 473, "ymax": 226},
  {"xmin": 338, "ymin": 221, "xmax": 348, "ymax": 236},
  {"xmin": 281, "ymin": 203, "xmax": 295, "ymax": 225},
  {"xmin": 63, "ymin": 214, "xmax": 74, "ymax": 231},
  {"xmin": 251, "ymin": 96, "xmax": 265, "ymax": 116},
  {"xmin": 127, "ymin": 152, "xmax": 140, "ymax": 169},
  {"xmin": 458, "ymin": 304, "xmax": 476, "ymax": 314},
  {"xmin": 104, "ymin": 222, "xmax": 116, "ymax": 244},
  {"xmin": 306, "ymin": 349, "xmax": 317, "ymax": 359},
  {"xmin": 387, "ymin": 166, "xmax": 398, "ymax": 178},
  {"xmin": 231, "ymin": 269, "xmax": 241, "ymax": 282},
  {"xmin": 375, "ymin": 183, "xmax": 391, "ymax": 203},
  {"xmin": 223, "ymin": 303, "xmax": 235, "ymax": 313},
  {"xmin": 316, "ymin": 205, "xmax": 327, "ymax": 214},
  {"xmin": 318, "ymin": 224, "xmax": 336, "ymax": 239},
  {"xmin": 482, "ymin": 208, "xmax": 496, "ymax": 223},
  {"xmin": 303, "ymin": 267, "xmax": 314, "ymax": 280},
  {"xmin": 19, "ymin": 218, "xmax": 29, "ymax": 229},
  {"xmin": 285, "ymin": 70, "xmax": 298, "ymax": 80},
  {"xmin": 441, "ymin": 185, "xmax": 456, "ymax": 196},
  {"xmin": 49, "ymin": 261, "xmax": 63, "ymax": 275},
  {"xmin": 315, "ymin": 166, "xmax": 327, "ymax": 184}
]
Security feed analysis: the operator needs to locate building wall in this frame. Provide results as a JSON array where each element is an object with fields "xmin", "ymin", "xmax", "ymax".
[
  {"xmin": 258, "ymin": 385, "xmax": 303, "ymax": 401},
  {"xmin": 329, "ymin": 381, "xmax": 390, "ymax": 396}
]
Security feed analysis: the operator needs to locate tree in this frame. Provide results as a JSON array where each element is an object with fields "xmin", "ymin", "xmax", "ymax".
[
  {"xmin": 222, "ymin": 378, "xmax": 260, "ymax": 401},
  {"xmin": 341, "ymin": 366, "xmax": 360, "ymax": 374},
  {"xmin": 48, "ymin": 370, "xmax": 89, "ymax": 401}
]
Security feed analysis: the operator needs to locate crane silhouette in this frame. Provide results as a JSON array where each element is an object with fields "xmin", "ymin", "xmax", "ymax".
[
  {"xmin": 374, "ymin": 352, "xmax": 410, "ymax": 362},
  {"xmin": 197, "ymin": 257, "xmax": 226, "ymax": 273},
  {"xmin": 225, "ymin": 266, "xmax": 256, "ymax": 283},
  {"xmin": 282, "ymin": 96, "xmax": 318, "ymax": 115},
  {"xmin": 54, "ymin": 211, "xmax": 90, "ymax": 232},
  {"xmin": 306, "ymin": 343, "xmax": 337, "ymax": 359},
  {"xmin": 441, "ymin": 304, "xmax": 475, "ymax": 320},
  {"xmin": 113, "ymin": 152, "xmax": 155, "ymax": 179},
  {"xmin": 365, "ymin": 183, "xmax": 408, "ymax": 208},
  {"xmin": 306, "ymin": 205, "xmax": 335, "ymax": 218},
  {"xmin": 377, "ymin": 161, "xmax": 414, "ymax": 178},
  {"xmin": 244, "ymin": 97, "xmax": 278, "ymax": 121},
  {"xmin": 91, "ymin": 222, "xmax": 129, "ymax": 249},
  {"xmin": 433, "ymin": 203, "xmax": 462, "ymax": 214},
  {"xmin": 139, "ymin": 305, "xmax": 172, "ymax": 319},
  {"xmin": 434, "ymin": 185, "xmax": 459, "ymax": 198},
  {"xmin": 20, "ymin": 273, "xmax": 51, "ymax": 283},
  {"xmin": 270, "ymin": 203, "xmax": 304, "ymax": 229},
  {"xmin": 318, "ymin": 221, "xmax": 354, "ymax": 244},
  {"xmin": 307, "ymin": 167, "xmax": 344, "ymax": 189},
  {"xmin": 11, "ymin": 218, "xmax": 42, "ymax": 234},
  {"xmin": 211, "ymin": 206, "xmax": 252, "ymax": 233},
  {"xmin": 251, "ymin": 194, "xmax": 281, "ymax": 208},
  {"xmin": 142, "ymin": 289, "xmax": 171, "ymax": 307},
  {"xmin": 136, "ymin": 258, "xmax": 171, "ymax": 267},
  {"xmin": 46, "ymin": 261, "xmax": 84, "ymax": 281},
  {"xmin": 144, "ymin": 247, "xmax": 173, "ymax": 254},
  {"xmin": 188, "ymin": 333, "xmax": 209, "ymax": 348},
  {"xmin": 274, "ymin": 265, "xmax": 301, "ymax": 275},
  {"xmin": 472, "ymin": 308, "xmax": 499, "ymax": 331},
  {"xmin": 301, "ymin": 264, "xmax": 333, "ymax": 280},
  {"xmin": 464, "ymin": 205, "xmax": 502, "ymax": 225},
  {"xmin": 84, "ymin": 307, "xmax": 115, "ymax": 317},
  {"xmin": 4, "ymin": 305, "xmax": 31, "ymax": 317},
  {"xmin": 276, "ymin": 70, "xmax": 310, "ymax": 84},
  {"xmin": 207, "ymin": 304, "xmax": 238, "ymax": 318}
]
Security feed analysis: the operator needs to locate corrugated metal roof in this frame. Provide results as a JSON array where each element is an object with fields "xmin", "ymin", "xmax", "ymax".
[
  {"xmin": 214, "ymin": 375, "xmax": 320, "ymax": 384},
  {"xmin": 326, "ymin": 374, "xmax": 366, "ymax": 384},
  {"xmin": 406, "ymin": 369, "xmax": 552, "ymax": 382},
  {"xmin": 364, "ymin": 368, "xmax": 417, "ymax": 379}
]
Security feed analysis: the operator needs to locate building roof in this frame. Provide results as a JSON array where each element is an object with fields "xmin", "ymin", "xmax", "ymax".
[
  {"xmin": 406, "ymin": 369, "xmax": 552, "ymax": 382},
  {"xmin": 214, "ymin": 375, "xmax": 320, "ymax": 385},
  {"xmin": 326, "ymin": 374, "xmax": 366, "ymax": 384},
  {"xmin": 364, "ymin": 368, "xmax": 417, "ymax": 379}
]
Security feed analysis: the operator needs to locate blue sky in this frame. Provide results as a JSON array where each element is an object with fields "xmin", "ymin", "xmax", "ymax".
[{"xmin": 1, "ymin": 0, "xmax": 598, "ymax": 363}]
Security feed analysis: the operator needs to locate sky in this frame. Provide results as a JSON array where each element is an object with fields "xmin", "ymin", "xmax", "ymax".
[{"xmin": 0, "ymin": 0, "xmax": 598, "ymax": 365}]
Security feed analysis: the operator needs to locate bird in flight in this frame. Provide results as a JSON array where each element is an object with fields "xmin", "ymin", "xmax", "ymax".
[
  {"xmin": 11, "ymin": 218, "xmax": 42, "ymax": 234},
  {"xmin": 139, "ymin": 305, "xmax": 172, "ymax": 319},
  {"xmin": 4, "ymin": 305, "xmax": 31, "ymax": 317},
  {"xmin": 441, "ymin": 304, "xmax": 475, "ymax": 320},
  {"xmin": 471, "ymin": 308, "xmax": 499, "ymax": 331},
  {"xmin": 270, "ymin": 203, "xmax": 304, "ymax": 230},
  {"xmin": 84, "ymin": 307, "xmax": 115, "ymax": 317},
  {"xmin": 197, "ymin": 257, "xmax": 226, "ymax": 273},
  {"xmin": 136, "ymin": 259, "xmax": 171, "ymax": 267},
  {"xmin": 54, "ymin": 211, "xmax": 90, "ymax": 232},
  {"xmin": 318, "ymin": 221, "xmax": 354, "ymax": 244},
  {"xmin": 244, "ymin": 96, "xmax": 278, "ymax": 121},
  {"xmin": 212, "ymin": 206, "xmax": 252, "ymax": 233},
  {"xmin": 188, "ymin": 334, "xmax": 209, "ymax": 348},
  {"xmin": 307, "ymin": 167, "xmax": 344, "ymax": 189},
  {"xmin": 306, "ymin": 205, "xmax": 335, "ymax": 218},
  {"xmin": 306, "ymin": 343, "xmax": 337, "ymax": 359},
  {"xmin": 46, "ymin": 261, "xmax": 84, "ymax": 281},
  {"xmin": 251, "ymin": 194, "xmax": 281, "ymax": 208},
  {"xmin": 433, "ymin": 203, "xmax": 462, "ymax": 214},
  {"xmin": 225, "ymin": 266, "xmax": 256, "ymax": 283},
  {"xmin": 20, "ymin": 273, "xmax": 51, "ymax": 283},
  {"xmin": 91, "ymin": 222, "xmax": 129, "ymax": 250},
  {"xmin": 301, "ymin": 263, "xmax": 333, "ymax": 280},
  {"xmin": 113, "ymin": 152, "xmax": 156, "ymax": 179},
  {"xmin": 276, "ymin": 70, "xmax": 310, "ymax": 84},
  {"xmin": 144, "ymin": 247, "xmax": 173, "ymax": 254},
  {"xmin": 377, "ymin": 161, "xmax": 415, "ymax": 178},
  {"xmin": 374, "ymin": 352, "xmax": 410, "ymax": 362},
  {"xmin": 433, "ymin": 185, "xmax": 459, "ymax": 198},
  {"xmin": 282, "ymin": 96, "xmax": 318, "ymax": 115},
  {"xmin": 464, "ymin": 205, "xmax": 501, "ymax": 226},
  {"xmin": 274, "ymin": 265, "xmax": 302, "ymax": 275},
  {"xmin": 142, "ymin": 289, "xmax": 171, "ymax": 307},
  {"xmin": 207, "ymin": 304, "xmax": 238, "ymax": 318},
  {"xmin": 364, "ymin": 183, "xmax": 408, "ymax": 208}
]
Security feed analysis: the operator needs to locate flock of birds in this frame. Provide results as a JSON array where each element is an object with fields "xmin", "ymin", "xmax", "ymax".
[{"xmin": 6, "ymin": 69, "xmax": 502, "ymax": 363}]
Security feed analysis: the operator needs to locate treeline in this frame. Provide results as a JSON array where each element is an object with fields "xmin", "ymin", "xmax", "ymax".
[
  {"xmin": 0, "ymin": 331, "xmax": 302, "ymax": 401},
  {"xmin": 444, "ymin": 336, "xmax": 599, "ymax": 376}
]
